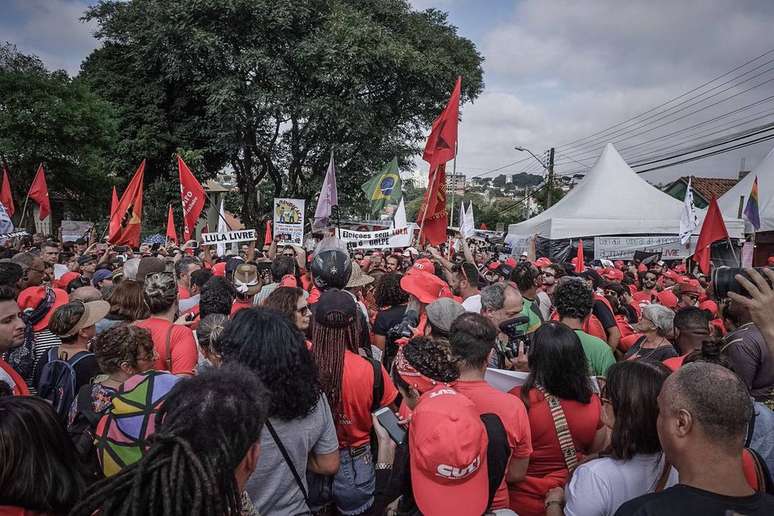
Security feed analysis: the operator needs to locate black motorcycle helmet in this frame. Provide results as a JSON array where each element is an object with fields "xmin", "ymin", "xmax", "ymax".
[{"xmin": 311, "ymin": 249, "xmax": 352, "ymax": 290}]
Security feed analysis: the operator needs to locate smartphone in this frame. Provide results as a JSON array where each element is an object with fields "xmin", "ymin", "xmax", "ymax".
[{"xmin": 373, "ymin": 407, "xmax": 406, "ymax": 445}]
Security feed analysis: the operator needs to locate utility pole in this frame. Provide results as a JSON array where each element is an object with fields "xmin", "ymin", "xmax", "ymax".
[{"xmin": 545, "ymin": 147, "xmax": 555, "ymax": 208}]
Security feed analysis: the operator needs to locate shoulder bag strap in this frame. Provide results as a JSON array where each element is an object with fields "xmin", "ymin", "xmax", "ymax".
[
  {"xmin": 264, "ymin": 419, "xmax": 312, "ymax": 508},
  {"xmin": 371, "ymin": 357, "xmax": 384, "ymax": 412},
  {"xmin": 164, "ymin": 325, "xmax": 174, "ymax": 372},
  {"xmin": 537, "ymin": 386, "xmax": 578, "ymax": 473}
]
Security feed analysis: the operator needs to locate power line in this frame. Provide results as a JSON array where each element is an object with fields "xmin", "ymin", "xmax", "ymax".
[{"xmin": 557, "ymin": 47, "xmax": 774, "ymax": 150}]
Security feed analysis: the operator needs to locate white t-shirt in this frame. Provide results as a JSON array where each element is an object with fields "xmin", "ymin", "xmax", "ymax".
[
  {"xmin": 536, "ymin": 290, "xmax": 552, "ymax": 321},
  {"xmin": 462, "ymin": 293, "xmax": 482, "ymax": 313},
  {"xmin": 565, "ymin": 453, "xmax": 678, "ymax": 516}
]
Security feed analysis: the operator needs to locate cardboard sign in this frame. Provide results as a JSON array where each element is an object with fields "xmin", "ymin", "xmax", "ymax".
[
  {"xmin": 274, "ymin": 198, "xmax": 305, "ymax": 245},
  {"xmin": 201, "ymin": 229, "xmax": 256, "ymax": 245},
  {"xmin": 337, "ymin": 226, "xmax": 410, "ymax": 250},
  {"xmin": 61, "ymin": 220, "xmax": 94, "ymax": 242}
]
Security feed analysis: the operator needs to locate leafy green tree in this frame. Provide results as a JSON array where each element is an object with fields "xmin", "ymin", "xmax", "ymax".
[
  {"xmin": 0, "ymin": 42, "xmax": 119, "ymax": 226},
  {"xmin": 82, "ymin": 0, "xmax": 484, "ymax": 230}
]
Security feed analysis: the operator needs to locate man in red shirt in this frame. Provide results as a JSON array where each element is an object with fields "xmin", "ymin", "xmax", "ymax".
[
  {"xmin": 175, "ymin": 256, "xmax": 201, "ymax": 300},
  {"xmin": 0, "ymin": 285, "xmax": 29, "ymax": 395},
  {"xmin": 448, "ymin": 312, "xmax": 532, "ymax": 510},
  {"xmin": 663, "ymin": 307, "xmax": 712, "ymax": 371}
]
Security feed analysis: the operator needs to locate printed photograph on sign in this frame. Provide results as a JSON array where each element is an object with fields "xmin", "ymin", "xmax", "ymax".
[{"xmin": 273, "ymin": 198, "xmax": 305, "ymax": 245}]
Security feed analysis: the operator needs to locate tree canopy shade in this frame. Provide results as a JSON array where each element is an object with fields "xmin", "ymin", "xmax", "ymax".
[
  {"xmin": 82, "ymin": 0, "xmax": 484, "ymax": 229},
  {"xmin": 0, "ymin": 43, "xmax": 118, "ymax": 222}
]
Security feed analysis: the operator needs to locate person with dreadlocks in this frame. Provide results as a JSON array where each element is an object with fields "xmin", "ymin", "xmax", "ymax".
[
  {"xmin": 309, "ymin": 289, "xmax": 398, "ymax": 516},
  {"xmin": 70, "ymin": 363, "xmax": 270, "ymax": 516}
]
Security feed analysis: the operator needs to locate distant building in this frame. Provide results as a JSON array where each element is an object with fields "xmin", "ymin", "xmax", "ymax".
[
  {"xmin": 663, "ymin": 176, "xmax": 740, "ymax": 209},
  {"xmin": 446, "ymin": 173, "xmax": 466, "ymax": 195}
]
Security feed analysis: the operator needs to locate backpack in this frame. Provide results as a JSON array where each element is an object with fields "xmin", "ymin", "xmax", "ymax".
[
  {"xmin": 37, "ymin": 347, "xmax": 93, "ymax": 422},
  {"xmin": 68, "ymin": 384, "xmax": 112, "ymax": 483},
  {"xmin": 94, "ymin": 370, "xmax": 181, "ymax": 477}
]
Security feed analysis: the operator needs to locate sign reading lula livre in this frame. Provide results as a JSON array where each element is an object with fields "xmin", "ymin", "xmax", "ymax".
[
  {"xmin": 201, "ymin": 229, "xmax": 256, "ymax": 245},
  {"xmin": 337, "ymin": 226, "xmax": 410, "ymax": 250}
]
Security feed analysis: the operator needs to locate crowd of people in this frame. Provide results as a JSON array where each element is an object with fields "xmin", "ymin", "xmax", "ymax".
[{"xmin": 0, "ymin": 231, "xmax": 773, "ymax": 515}]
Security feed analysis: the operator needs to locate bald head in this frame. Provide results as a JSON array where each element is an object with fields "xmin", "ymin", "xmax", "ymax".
[
  {"xmin": 70, "ymin": 286, "xmax": 103, "ymax": 303},
  {"xmin": 661, "ymin": 362, "xmax": 751, "ymax": 449}
]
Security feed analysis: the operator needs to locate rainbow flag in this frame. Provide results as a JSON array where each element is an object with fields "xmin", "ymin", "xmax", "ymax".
[{"xmin": 744, "ymin": 176, "xmax": 761, "ymax": 230}]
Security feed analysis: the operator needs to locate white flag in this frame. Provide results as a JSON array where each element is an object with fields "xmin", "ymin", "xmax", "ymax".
[
  {"xmin": 216, "ymin": 197, "xmax": 227, "ymax": 257},
  {"xmin": 460, "ymin": 201, "xmax": 475, "ymax": 239},
  {"xmin": 313, "ymin": 152, "xmax": 338, "ymax": 230},
  {"xmin": 679, "ymin": 177, "xmax": 698, "ymax": 245}
]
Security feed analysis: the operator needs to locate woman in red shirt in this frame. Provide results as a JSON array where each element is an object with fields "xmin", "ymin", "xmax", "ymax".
[{"xmin": 509, "ymin": 322, "xmax": 607, "ymax": 516}]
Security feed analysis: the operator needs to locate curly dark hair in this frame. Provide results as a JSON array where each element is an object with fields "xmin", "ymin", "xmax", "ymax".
[
  {"xmin": 92, "ymin": 324, "xmax": 155, "ymax": 374},
  {"xmin": 403, "ymin": 336, "xmax": 459, "ymax": 383},
  {"xmin": 264, "ymin": 286, "xmax": 304, "ymax": 321},
  {"xmin": 520, "ymin": 321, "xmax": 592, "ymax": 409},
  {"xmin": 554, "ymin": 277, "xmax": 594, "ymax": 320},
  {"xmin": 220, "ymin": 307, "xmax": 322, "ymax": 421},
  {"xmin": 200, "ymin": 276, "xmax": 237, "ymax": 319},
  {"xmin": 374, "ymin": 272, "xmax": 409, "ymax": 308}
]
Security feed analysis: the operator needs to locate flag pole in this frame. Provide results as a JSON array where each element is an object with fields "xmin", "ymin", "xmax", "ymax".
[
  {"xmin": 18, "ymin": 195, "xmax": 29, "ymax": 229},
  {"xmin": 415, "ymin": 164, "xmax": 437, "ymax": 247}
]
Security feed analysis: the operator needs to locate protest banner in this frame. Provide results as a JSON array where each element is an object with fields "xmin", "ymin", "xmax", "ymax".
[
  {"xmin": 273, "ymin": 198, "xmax": 305, "ymax": 245},
  {"xmin": 337, "ymin": 226, "xmax": 411, "ymax": 250},
  {"xmin": 201, "ymin": 229, "xmax": 256, "ymax": 246},
  {"xmin": 60, "ymin": 220, "xmax": 94, "ymax": 242},
  {"xmin": 594, "ymin": 235, "xmax": 698, "ymax": 260}
]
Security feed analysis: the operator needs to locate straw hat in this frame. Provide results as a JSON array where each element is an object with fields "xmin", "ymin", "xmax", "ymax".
[{"xmin": 346, "ymin": 262, "xmax": 374, "ymax": 289}]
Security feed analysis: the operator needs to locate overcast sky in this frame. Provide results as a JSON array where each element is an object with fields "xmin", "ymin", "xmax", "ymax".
[{"xmin": 5, "ymin": 0, "xmax": 774, "ymax": 185}]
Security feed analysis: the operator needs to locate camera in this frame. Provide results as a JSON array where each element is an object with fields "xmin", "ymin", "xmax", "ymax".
[
  {"xmin": 712, "ymin": 266, "xmax": 773, "ymax": 299},
  {"xmin": 388, "ymin": 309, "xmax": 419, "ymax": 341},
  {"xmin": 497, "ymin": 316, "xmax": 530, "ymax": 359}
]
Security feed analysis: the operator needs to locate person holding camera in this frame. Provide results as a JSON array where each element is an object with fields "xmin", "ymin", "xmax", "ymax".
[{"xmin": 480, "ymin": 282, "xmax": 527, "ymax": 369}]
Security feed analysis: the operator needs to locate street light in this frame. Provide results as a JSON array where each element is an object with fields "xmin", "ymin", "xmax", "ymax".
[{"xmin": 514, "ymin": 145, "xmax": 556, "ymax": 208}]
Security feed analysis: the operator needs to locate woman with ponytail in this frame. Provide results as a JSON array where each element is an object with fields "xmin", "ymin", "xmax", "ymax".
[{"xmin": 70, "ymin": 364, "xmax": 270, "ymax": 516}]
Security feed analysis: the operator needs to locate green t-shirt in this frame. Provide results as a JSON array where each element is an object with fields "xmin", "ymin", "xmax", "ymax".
[{"xmin": 574, "ymin": 329, "xmax": 616, "ymax": 377}]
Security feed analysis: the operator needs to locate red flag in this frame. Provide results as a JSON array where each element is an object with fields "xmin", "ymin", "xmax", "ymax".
[
  {"xmin": 264, "ymin": 220, "xmax": 272, "ymax": 246},
  {"xmin": 480, "ymin": 223, "xmax": 488, "ymax": 230},
  {"xmin": 575, "ymin": 240, "xmax": 585, "ymax": 273},
  {"xmin": 423, "ymin": 77, "xmax": 461, "ymax": 171},
  {"xmin": 109, "ymin": 161, "xmax": 145, "ymax": 248},
  {"xmin": 177, "ymin": 156, "xmax": 206, "ymax": 241},
  {"xmin": 166, "ymin": 205, "xmax": 178, "ymax": 243},
  {"xmin": 27, "ymin": 164, "xmax": 50, "ymax": 220},
  {"xmin": 693, "ymin": 197, "xmax": 729, "ymax": 275},
  {"xmin": 1, "ymin": 165, "xmax": 15, "ymax": 217},
  {"xmin": 109, "ymin": 186, "xmax": 119, "ymax": 237},
  {"xmin": 417, "ymin": 163, "xmax": 448, "ymax": 245}
]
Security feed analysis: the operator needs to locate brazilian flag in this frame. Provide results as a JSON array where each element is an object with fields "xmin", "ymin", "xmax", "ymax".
[{"xmin": 361, "ymin": 158, "xmax": 402, "ymax": 217}]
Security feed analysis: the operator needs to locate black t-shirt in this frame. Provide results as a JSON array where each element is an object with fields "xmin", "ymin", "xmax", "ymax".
[
  {"xmin": 593, "ymin": 299, "xmax": 617, "ymax": 330},
  {"xmin": 373, "ymin": 305, "xmax": 407, "ymax": 337},
  {"xmin": 615, "ymin": 484, "xmax": 774, "ymax": 516}
]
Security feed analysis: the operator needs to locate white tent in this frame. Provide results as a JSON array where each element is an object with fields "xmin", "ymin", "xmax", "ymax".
[
  {"xmin": 508, "ymin": 143, "xmax": 744, "ymax": 240},
  {"xmin": 718, "ymin": 146, "xmax": 774, "ymax": 232}
]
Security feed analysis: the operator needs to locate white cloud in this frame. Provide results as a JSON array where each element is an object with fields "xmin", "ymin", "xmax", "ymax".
[{"xmin": 1, "ymin": 0, "xmax": 98, "ymax": 76}]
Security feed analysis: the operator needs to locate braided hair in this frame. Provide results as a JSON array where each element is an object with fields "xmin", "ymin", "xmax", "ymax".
[{"xmin": 70, "ymin": 364, "xmax": 270, "ymax": 516}]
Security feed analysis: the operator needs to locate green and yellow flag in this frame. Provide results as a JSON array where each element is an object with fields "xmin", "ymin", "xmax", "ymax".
[{"xmin": 361, "ymin": 158, "xmax": 402, "ymax": 217}]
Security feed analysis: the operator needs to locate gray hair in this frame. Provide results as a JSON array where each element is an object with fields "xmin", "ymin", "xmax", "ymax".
[
  {"xmin": 11, "ymin": 252, "xmax": 35, "ymax": 271},
  {"xmin": 481, "ymin": 283, "xmax": 507, "ymax": 311},
  {"xmin": 642, "ymin": 303, "xmax": 675, "ymax": 335}
]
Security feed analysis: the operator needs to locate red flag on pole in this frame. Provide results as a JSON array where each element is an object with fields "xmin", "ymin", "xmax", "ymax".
[
  {"xmin": 417, "ymin": 77, "xmax": 461, "ymax": 245},
  {"xmin": 692, "ymin": 197, "xmax": 729, "ymax": 275},
  {"xmin": 27, "ymin": 164, "xmax": 50, "ymax": 220},
  {"xmin": 109, "ymin": 186, "xmax": 119, "ymax": 237},
  {"xmin": 423, "ymin": 77, "xmax": 461, "ymax": 171},
  {"xmin": 1, "ymin": 165, "xmax": 15, "ymax": 217},
  {"xmin": 417, "ymin": 163, "xmax": 448, "ymax": 245},
  {"xmin": 264, "ymin": 220, "xmax": 272, "ymax": 246},
  {"xmin": 109, "ymin": 161, "xmax": 145, "ymax": 248},
  {"xmin": 575, "ymin": 239, "xmax": 585, "ymax": 273},
  {"xmin": 177, "ymin": 156, "xmax": 206, "ymax": 241},
  {"xmin": 166, "ymin": 205, "xmax": 178, "ymax": 244}
]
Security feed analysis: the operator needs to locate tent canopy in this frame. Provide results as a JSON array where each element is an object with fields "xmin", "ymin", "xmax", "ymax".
[
  {"xmin": 508, "ymin": 143, "xmax": 744, "ymax": 240},
  {"xmin": 718, "ymin": 146, "xmax": 774, "ymax": 232}
]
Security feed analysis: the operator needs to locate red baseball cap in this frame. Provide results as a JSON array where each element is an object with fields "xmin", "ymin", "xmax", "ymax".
[
  {"xmin": 699, "ymin": 299, "xmax": 719, "ymax": 317},
  {"xmin": 614, "ymin": 260, "xmax": 624, "ymax": 269},
  {"xmin": 487, "ymin": 261, "xmax": 500, "ymax": 272},
  {"xmin": 504, "ymin": 257, "xmax": 517, "ymax": 268},
  {"xmin": 212, "ymin": 262, "xmax": 227, "ymax": 277},
  {"xmin": 18, "ymin": 287, "xmax": 69, "ymax": 332},
  {"xmin": 279, "ymin": 274, "xmax": 298, "ymax": 288},
  {"xmin": 55, "ymin": 271, "xmax": 81, "ymax": 290},
  {"xmin": 401, "ymin": 272, "xmax": 451, "ymax": 304},
  {"xmin": 655, "ymin": 290, "xmax": 678, "ymax": 309},
  {"xmin": 535, "ymin": 257, "xmax": 552, "ymax": 268},
  {"xmin": 678, "ymin": 278, "xmax": 703, "ymax": 296},
  {"xmin": 632, "ymin": 291, "xmax": 653, "ymax": 305},
  {"xmin": 637, "ymin": 263, "xmax": 647, "ymax": 273},
  {"xmin": 410, "ymin": 386, "xmax": 489, "ymax": 516},
  {"xmin": 601, "ymin": 268, "xmax": 624, "ymax": 282},
  {"xmin": 410, "ymin": 258, "xmax": 436, "ymax": 274}
]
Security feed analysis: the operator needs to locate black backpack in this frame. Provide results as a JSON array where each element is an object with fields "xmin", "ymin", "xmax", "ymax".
[
  {"xmin": 67, "ymin": 384, "xmax": 109, "ymax": 483},
  {"xmin": 37, "ymin": 348, "xmax": 92, "ymax": 422}
]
